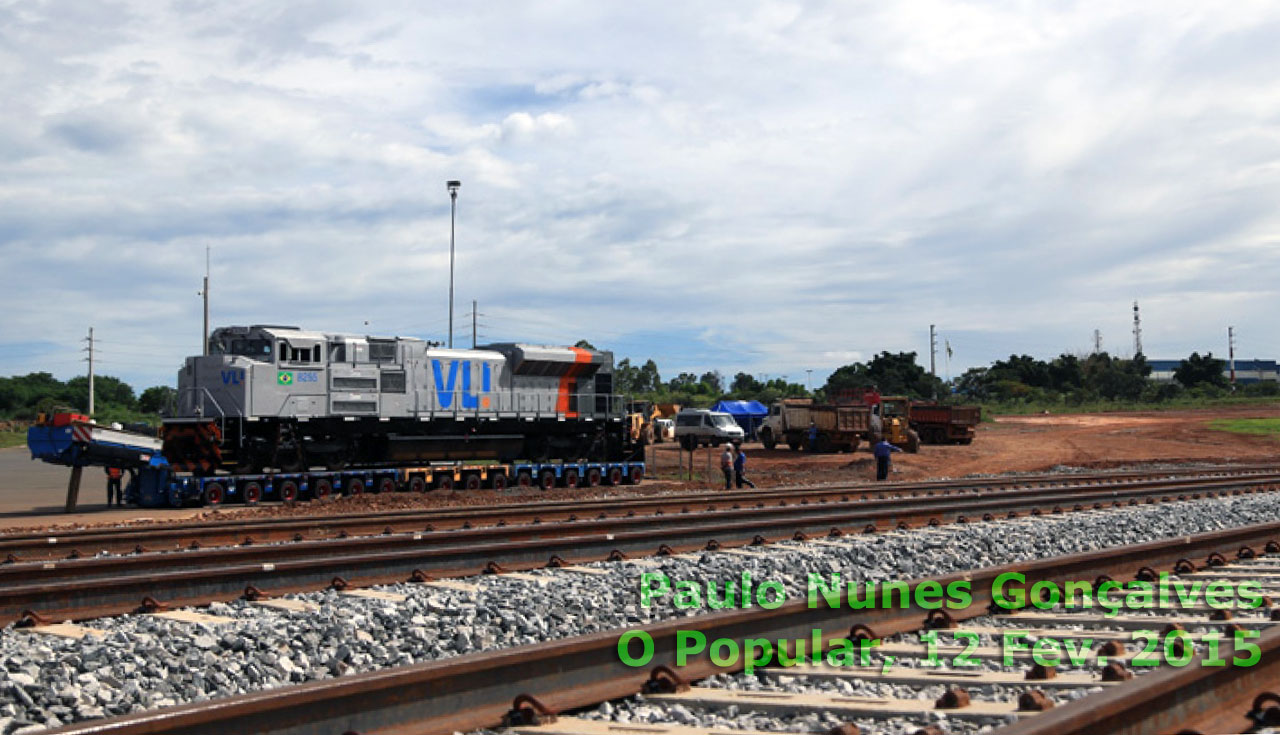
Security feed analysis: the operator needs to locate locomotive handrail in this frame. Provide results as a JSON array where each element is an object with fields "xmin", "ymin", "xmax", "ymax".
[{"xmin": 177, "ymin": 387, "xmax": 228, "ymax": 434}]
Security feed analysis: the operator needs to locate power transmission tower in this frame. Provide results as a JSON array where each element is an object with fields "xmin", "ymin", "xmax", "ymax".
[
  {"xmin": 466, "ymin": 301, "xmax": 485, "ymax": 348},
  {"xmin": 83, "ymin": 327, "xmax": 95, "ymax": 416},
  {"xmin": 1093, "ymin": 329, "xmax": 1102, "ymax": 354},
  {"xmin": 1132, "ymin": 302, "xmax": 1143, "ymax": 356},
  {"xmin": 1228, "ymin": 326, "xmax": 1236, "ymax": 386}
]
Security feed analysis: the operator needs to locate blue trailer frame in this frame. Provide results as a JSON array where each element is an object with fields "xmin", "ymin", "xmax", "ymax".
[{"xmin": 29, "ymin": 422, "xmax": 648, "ymax": 509}]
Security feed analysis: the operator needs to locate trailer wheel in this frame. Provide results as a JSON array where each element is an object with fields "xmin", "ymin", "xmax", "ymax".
[
  {"xmin": 435, "ymin": 475, "xmax": 455, "ymax": 491},
  {"xmin": 586, "ymin": 468, "xmax": 602, "ymax": 487},
  {"xmin": 202, "ymin": 482, "xmax": 225, "ymax": 506},
  {"xmin": 516, "ymin": 471, "xmax": 533, "ymax": 489},
  {"xmin": 408, "ymin": 476, "xmax": 428, "ymax": 493},
  {"xmin": 243, "ymin": 481, "xmax": 262, "ymax": 506},
  {"xmin": 464, "ymin": 474, "xmax": 482, "ymax": 491},
  {"xmin": 607, "ymin": 467, "xmax": 623, "ymax": 486},
  {"xmin": 787, "ymin": 440, "xmax": 801, "ymax": 451},
  {"xmin": 345, "ymin": 478, "xmax": 364, "ymax": 496},
  {"xmin": 491, "ymin": 473, "xmax": 508, "ymax": 490},
  {"xmin": 376, "ymin": 477, "xmax": 397, "ymax": 494},
  {"xmin": 959, "ymin": 438, "xmax": 973, "ymax": 445},
  {"xmin": 630, "ymin": 466, "xmax": 645, "ymax": 485},
  {"xmin": 313, "ymin": 478, "xmax": 333, "ymax": 500},
  {"xmin": 564, "ymin": 469, "xmax": 580, "ymax": 488},
  {"xmin": 278, "ymin": 480, "xmax": 299, "ymax": 504},
  {"xmin": 539, "ymin": 469, "xmax": 557, "ymax": 490}
]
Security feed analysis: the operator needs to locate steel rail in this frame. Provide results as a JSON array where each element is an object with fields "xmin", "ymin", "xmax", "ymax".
[
  {"xmin": 5, "ymin": 471, "xmax": 1280, "ymax": 589},
  {"xmin": 995, "ymin": 625, "xmax": 1280, "ymax": 734},
  {"xmin": 4, "ymin": 464, "xmax": 1274, "ymax": 560},
  {"xmin": 7, "ymin": 475, "xmax": 1279, "ymax": 623},
  {"xmin": 38, "ymin": 516, "xmax": 1280, "ymax": 735}
]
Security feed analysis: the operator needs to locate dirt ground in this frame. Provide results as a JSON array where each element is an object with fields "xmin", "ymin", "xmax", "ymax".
[{"xmin": 2, "ymin": 404, "xmax": 1278, "ymax": 532}]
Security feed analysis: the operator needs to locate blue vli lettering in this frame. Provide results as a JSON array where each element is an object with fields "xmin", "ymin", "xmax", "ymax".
[
  {"xmin": 432, "ymin": 359, "xmax": 460, "ymax": 408},
  {"xmin": 461, "ymin": 362, "xmax": 491, "ymax": 409},
  {"xmin": 220, "ymin": 370, "xmax": 244, "ymax": 385}
]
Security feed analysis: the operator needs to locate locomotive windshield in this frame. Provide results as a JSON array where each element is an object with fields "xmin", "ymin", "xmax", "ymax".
[{"xmin": 214, "ymin": 337, "xmax": 272, "ymax": 358}]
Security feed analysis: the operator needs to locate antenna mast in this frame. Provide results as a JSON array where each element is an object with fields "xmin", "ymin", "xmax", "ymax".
[{"xmin": 1132, "ymin": 301, "xmax": 1143, "ymax": 356}]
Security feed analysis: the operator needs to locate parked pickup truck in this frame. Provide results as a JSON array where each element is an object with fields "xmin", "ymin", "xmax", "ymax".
[{"xmin": 759, "ymin": 400, "xmax": 870, "ymax": 453}]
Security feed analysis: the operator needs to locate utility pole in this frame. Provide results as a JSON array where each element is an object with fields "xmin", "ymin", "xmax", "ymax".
[
  {"xmin": 929, "ymin": 324, "xmax": 938, "ymax": 399},
  {"xmin": 200, "ymin": 245, "xmax": 210, "ymax": 355},
  {"xmin": 472, "ymin": 299, "xmax": 478, "ymax": 349},
  {"xmin": 805, "ymin": 369, "xmax": 813, "ymax": 392},
  {"xmin": 1132, "ymin": 301, "xmax": 1143, "ymax": 356},
  {"xmin": 1093, "ymin": 329, "xmax": 1102, "ymax": 354},
  {"xmin": 1229, "ymin": 326, "xmax": 1236, "ymax": 386},
  {"xmin": 447, "ymin": 180, "xmax": 461, "ymax": 349},
  {"xmin": 83, "ymin": 327, "xmax": 95, "ymax": 416}
]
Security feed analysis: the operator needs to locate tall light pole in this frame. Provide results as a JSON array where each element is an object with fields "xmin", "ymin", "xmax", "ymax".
[
  {"xmin": 446, "ymin": 180, "xmax": 461, "ymax": 348},
  {"xmin": 806, "ymin": 369, "xmax": 813, "ymax": 391}
]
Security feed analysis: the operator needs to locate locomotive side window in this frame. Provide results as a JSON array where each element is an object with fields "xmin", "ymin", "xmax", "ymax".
[
  {"xmin": 279, "ymin": 341, "xmax": 287, "ymax": 363},
  {"xmin": 227, "ymin": 338, "xmax": 271, "ymax": 358},
  {"xmin": 329, "ymin": 343, "xmax": 346, "ymax": 362}
]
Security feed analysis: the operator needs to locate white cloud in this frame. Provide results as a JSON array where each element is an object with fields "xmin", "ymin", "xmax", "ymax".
[{"xmin": 1, "ymin": 1, "xmax": 1279, "ymax": 390}]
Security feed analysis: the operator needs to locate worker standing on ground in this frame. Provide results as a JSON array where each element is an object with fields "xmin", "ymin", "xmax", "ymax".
[
  {"xmin": 720, "ymin": 444, "xmax": 734, "ymax": 490},
  {"xmin": 105, "ymin": 466, "xmax": 122, "ymax": 507},
  {"xmin": 733, "ymin": 442, "xmax": 756, "ymax": 489},
  {"xmin": 873, "ymin": 439, "xmax": 902, "ymax": 481},
  {"xmin": 808, "ymin": 421, "xmax": 819, "ymax": 453}
]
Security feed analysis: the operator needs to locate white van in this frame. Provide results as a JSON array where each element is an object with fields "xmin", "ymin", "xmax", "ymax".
[{"xmin": 674, "ymin": 409, "xmax": 745, "ymax": 450}]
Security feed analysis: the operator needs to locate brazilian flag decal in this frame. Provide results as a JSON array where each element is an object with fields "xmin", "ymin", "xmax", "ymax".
[{"xmin": 277, "ymin": 371, "xmax": 294, "ymax": 386}]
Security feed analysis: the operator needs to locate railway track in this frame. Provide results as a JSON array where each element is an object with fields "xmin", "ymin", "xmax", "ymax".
[
  {"xmin": 30, "ymin": 505, "xmax": 1280, "ymax": 735},
  {"xmin": 7, "ymin": 468, "xmax": 1280, "ymax": 624},
  {"xmin": 5, "ymin": 464, "xmax": 1276, "ymax": 561}
]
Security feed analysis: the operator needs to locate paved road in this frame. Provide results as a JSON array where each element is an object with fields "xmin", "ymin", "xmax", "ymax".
[{"xmin": 0, "ymin": 447, "xmax": 202, "ymax": 529}]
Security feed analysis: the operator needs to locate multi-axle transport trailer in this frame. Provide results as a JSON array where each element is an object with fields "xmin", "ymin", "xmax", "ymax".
[{"xmin": 27, "ymin": 414, "xmax": 645, "ymax": 509}]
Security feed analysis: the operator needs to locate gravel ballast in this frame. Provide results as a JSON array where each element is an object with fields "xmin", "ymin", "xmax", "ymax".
[{"xmin": 1, "ymin": 490, "xmax": 1279, "ymax": 733}]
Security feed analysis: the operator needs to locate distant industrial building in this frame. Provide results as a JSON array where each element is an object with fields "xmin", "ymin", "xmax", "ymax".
[{"xmin": 1148, "ymin": 359, "xmax": 1278, "ymax": 384}]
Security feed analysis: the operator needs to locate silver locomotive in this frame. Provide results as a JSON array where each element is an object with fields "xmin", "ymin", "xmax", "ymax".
[{"xmin": 162, "ymin": 325, "xmax": 626, "ymax": 473}]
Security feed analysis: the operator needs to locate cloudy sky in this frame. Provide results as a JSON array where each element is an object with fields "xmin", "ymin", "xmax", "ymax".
[{"xmin": 2, "ymin": 1, "xmax": 1278, "ymax": 391}]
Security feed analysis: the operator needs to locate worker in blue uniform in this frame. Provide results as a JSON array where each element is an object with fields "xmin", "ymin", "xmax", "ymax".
[
  {"xmin": 733, "ymin": 442, "xmax": 756, "ymax": 488},
  {"xmin": 873, "ymin": 439, "xmax": 902, "ymax": 481},
  {"xmin": 807, "ymin": 421, "xmax": 818, "ymax": 453}
]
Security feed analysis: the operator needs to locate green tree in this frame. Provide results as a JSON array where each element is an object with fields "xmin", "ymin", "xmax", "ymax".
[
  {"xmin": 138, "ymin": 386, "xmax": 177, "ymax": 414},
  {"xmin": 64, "ymin": 375, "xmax": 137, "ymax": 411},
  {"xmin": 699, "ymin": 371, "xmax": 724, "ymax": 395},
  {"xmin": 667, "ymin": 372, "xmax": 698, "ymax": 391},
  {"xmin": 1174, "ymin": 352, "xmax": 1227, "ymax": 389},
  {"xmin": 730, "ymin": 372, "xmax": 762, "ymax": 395},
  {"xmin": 574, "ymin": 339, "xmax": 597, "ymax": 350}
]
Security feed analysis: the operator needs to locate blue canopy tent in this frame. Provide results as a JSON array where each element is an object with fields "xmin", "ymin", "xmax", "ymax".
[{"xmin": 710, "ymin": 400, "xmax": 770, "ymax": 439}]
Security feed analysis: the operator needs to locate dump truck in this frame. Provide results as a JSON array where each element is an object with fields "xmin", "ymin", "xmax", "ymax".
[
  {"xmin": 759, "ymin": 400, "xmax": 870, "ymax": 453},
  {"xmin": 829, "ymin": 388, "xmax": 920, "ymax": 452},
  {"xmin": 909, "ymin": 403, "xmax": 980, "ymax": 445}
]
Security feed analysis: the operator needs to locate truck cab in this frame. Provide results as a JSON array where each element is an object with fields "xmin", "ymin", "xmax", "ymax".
[{"xmin": 674, "ymin": 409, "xmax": 744, "ymax": 450}]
